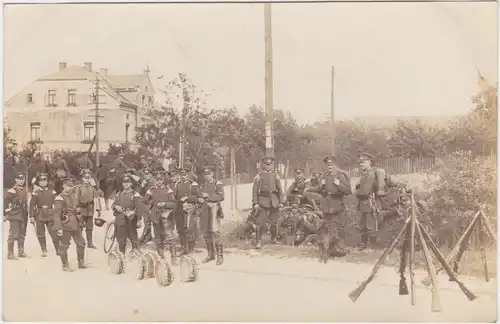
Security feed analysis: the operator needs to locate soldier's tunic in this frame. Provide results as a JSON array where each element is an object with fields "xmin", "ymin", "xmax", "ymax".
[
  {"xmin": 312, "ymin": 169, "xmax": 351, "ymax": 258},
  {"xmin": 354, "ymin": 167, "xmax": 377, "ymax": 245},
  {"xmin": 174, "ymin": 180, "xmax": 199, "ymax": 246},
  {"xmin": 4, "ymin": 186, "xmax": 29, "ymax": 248},
  {"xmin": 112, "ymin": 189, "xmax": 143, "ymax": 253},
  {"xmin": 199, "ymin": 179, "xmax": 225, "ymax": 244},
  {"xmin": 138, "ymin": 178, "xmax": 154, "ymax": 197},
  {"xmin": 144, "ymin": 186, "xmax": 177, "ymax": 252},
  {"xmin": 53, "ymin": 192, "xmax": 86, "ymax": 257},
  {"xmin": 252, "ymin": 171, "xmax": 283, "ymax": 228},
  {"xmin": 73, "ymin": 183, "xmax": 101, "ymax": 245},
  {"xmin": 29, "ymin": 187, "xmax": 59, "ymax": 252},
  {"xmin": 286, "ymin": 177, "xmax": 308, "ymax": 197}
]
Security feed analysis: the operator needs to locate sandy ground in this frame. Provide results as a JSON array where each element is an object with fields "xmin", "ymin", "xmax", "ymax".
[
  {"xmin": 3, "ymin": 216, "xmax": 497, "ymax": 322},
  {"xmin": 4, "ymin": 174, "xmax": 496, "ymax": 322}
]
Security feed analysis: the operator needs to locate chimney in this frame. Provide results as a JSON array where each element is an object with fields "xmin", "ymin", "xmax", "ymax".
[
  {"xmin": 59, "ymin": 62, "xmax": 67, "ymax": 70},
  {"xmin": 83, "ymin": 62, "xmax": 92, "ymax": 72},
  {"xmin": 100, "ymin": 68, "xmax": 108, "ymax": 76}
]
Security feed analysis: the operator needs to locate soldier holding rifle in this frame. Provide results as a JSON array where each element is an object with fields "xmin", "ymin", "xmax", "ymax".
[
  {"xmin": 199, "ymin": 166, "xmax": 225, "ymax": 265},
  {"xmin": 4, "ymin": 172, "xmax": 29, "ymax": 260},
  {"xmin": 174, "ymin": 168, "xmax": 199, "ymax": 255},
  {"xmin": 53, "ymin": 177, "xmax": 87, "ymax": 272},
  {"xmin": 111, "ymin": 175, "xmax": 143, "ymax": 255},
  {"xmin": 308, "ymin": 156, "xmax": 351, "ymax": 262},
  {"xmin": 143, "ymin": 171, "xmax": 178, "ymax": 265},
  {"xmin": 29, "ymin": 173, "xmax": 59, "ymax": 257},
  {"xmin": 251, "ymin": 156, "xmax": 284, "ymax": 249}
]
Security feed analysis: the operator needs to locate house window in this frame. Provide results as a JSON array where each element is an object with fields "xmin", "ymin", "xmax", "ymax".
[
  {"xmin": 83, "ymin": 121, "xmax": 95, "ymax": 142},
  {"xmin": 47, "ymin": 90, "xmax": 57, "ymax": 107},
  {"xmin": 67, "ymin": 89, "xmax": 76, "ymax": 106},
  {"xmin": 30, "ymin": 122, "xmax": 41, "ymax": 142},
  {"xmin": 27, "ymin": 93, "xmax": 33, "ymax": 103}
]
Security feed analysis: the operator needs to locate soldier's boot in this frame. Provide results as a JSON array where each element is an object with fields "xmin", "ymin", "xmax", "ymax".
[
  {"xmin": 255, "ymin": 227, "xmax": 262, "ymax": 250},
  {"xmin": 52, "ymin": 238, "xmax": 60, "ymax": 256},
  {"xmin": 7, "ymin": 242, "xmax": 18, "ymax": 260},
  {"xmin": 157, "ymin": 247, "xmax": 165, "ymax": 260},
  {"xmin": 179, "ymin": 236, "xmax": 187, "ymax": 256},
  {"xmin": 60, "ymin": 252, "xmax": 74, "ymax": 272},
  {"xmin": 202, "ymin": 241, "xmax": 215, "ymax": 264},
  {"xmin": 86, "ymin": 230, "xmax": 98, "ymax": 249},
  {"xmin": 215, "ymin": 243, "xmax": 224, "ymax": 266},
  {"xmin": 38, "ymin": 237, "xmax": 48, "ymax": 257},
  {"xmin": 169, "ymin": 245, "xmax": 178, "ymax": 266},
  {"xmin": 270, "ymin": 225, "xmax": 279, "ymax": 244},
  {"xmin": 77, "ymin": 247, "xmax": 88, "ymax": 269},
  {"xmin": 17, "ymin": 241, "xmax": 28, "ymax": 258},
  {"xmin": 357, "ymin": 233, "xmax": 369, "ymax": 252},
  {"xmin": 187, "ymin": 240, "xmax": 195, "ymax": 255}
]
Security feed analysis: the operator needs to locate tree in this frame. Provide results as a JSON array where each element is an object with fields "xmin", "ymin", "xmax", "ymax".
[{"xmin": 3, "ymin": 118, "xmax": 17, "ymax": 157}]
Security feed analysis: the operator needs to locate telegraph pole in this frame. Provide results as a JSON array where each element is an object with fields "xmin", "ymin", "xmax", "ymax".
[
  {"xmin": 330, "ymin": 65, "xmax": 335, "ymax": 156},
  {"xmin": 264, "ymin": 3, "xmax": 274, "ymax": 158}
]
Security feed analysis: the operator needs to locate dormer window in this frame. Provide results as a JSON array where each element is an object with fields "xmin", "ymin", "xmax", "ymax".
[{"xmin": 27, "ymin": 93, "xmax": 33, "ymax": 103}]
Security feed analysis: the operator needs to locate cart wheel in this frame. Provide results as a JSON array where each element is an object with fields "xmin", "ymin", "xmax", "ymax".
[
  {"xmin": 125, "ymin": 249, "xmax": 146, "ymax": 280},
  {"xmin": 179, "ymin": 255, "xmax": 199, "ymax": 283},
  {"xmin": 108, "ymin": 250, "xmax": 124, "ymax": 275},
  {"xmin": 144, "ymin": 251, "xmax": 159, "ymax": 279},
  {"xmin": 103, "ymin": 221, "xmax": 116, "ymax": 254},
  {"xmin": 154, "ymin": 259, "xmax": 174, "ymax": 287}
]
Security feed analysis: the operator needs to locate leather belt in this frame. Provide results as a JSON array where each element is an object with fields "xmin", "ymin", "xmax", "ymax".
[{"xmin": 40, "ymin": 205, "xmax": 51, "ymax": 209}]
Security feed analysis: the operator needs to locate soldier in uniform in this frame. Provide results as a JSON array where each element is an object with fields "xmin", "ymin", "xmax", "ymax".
[
  {"xmin": 53, "ymin": 177, "xmax": 88, "ymax": 271},
  {"xmin": 144, "ymin": 171, "xmax": 178, "ymax": 265},
  {"xmin": 199, "ymin": 166, "xmax": 225, "ymax": 265},
  {"xmin": 138, "ymin": 168, "xmax": 155, "ymax": 244},
  {"xmin": 174, "ymin": 168, "xmax": 199, "ymax": 255},
  {"xmin": 124, "ymin": 168, "xmax": 141, "ymax": 191},
  {"xmin": 73, "ymin": 169, "xmax": 102, "ymax": 249},
  {"xmin": 111, "ymin": 175, "xmax": 143, "ymax": 254},
  {"xmin": 167, "ymin": 169, "xmax": 180, "ymax": 189},
  {"xmin": 29, "ymin": 173, "xmax": 59, "ymax": 257},
  {"xmin": 353, "ymin": 152, "xmax": 378, "ymax": 250},
  {"xmin": 51, "ymin": 151, "xmax": 71, "ymax": 194},
  {"xmin": 4, "ymin": 172, "xmax": 29, "ymax": 260},
  {"xmin": 252, "ymin": 156, "xmax": 284, "ymax": 249},
  {"xmin": 308, "ymin": 156, "xmax": 351, "ymax": 262}
]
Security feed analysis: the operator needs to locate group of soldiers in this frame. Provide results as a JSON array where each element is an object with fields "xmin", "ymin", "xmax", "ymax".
[
  {"xmin": 250, "ymin": 152, "xmax": 406, "ymax": 263},
  {"xmin": 4, "ymin": 156, "xmax": 226, "ymax": 272}
]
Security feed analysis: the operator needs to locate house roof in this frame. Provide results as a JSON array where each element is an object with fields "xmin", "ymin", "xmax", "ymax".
[
  {"xmin": 35, "ymin": 65, "xmax": 137, "ymax": 108},
  {"xmin": 106, "ymin": 74, "xmax": 147, "ymax": 90}
]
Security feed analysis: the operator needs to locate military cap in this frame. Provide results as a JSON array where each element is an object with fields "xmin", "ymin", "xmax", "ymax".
[
  {"xmin": 125, "ymin": 168, "xmax": 137, "ymax": 174},
  {"xmin": 168, "ymin": 169, "xmax": 179, "ymax": 176},
  {"xmin": 323, "ymin": 156, "xmax": 336, "ymax": 163},
  {"xmin": 121, "ymin": 175, "xmax": 132, "ymax": 182},
  {"xmin": 359, "ymin": 152, "xmax": 375, "ymax": 161},
  {"xmin": 153, "ymin": 170, "xmax": 165, "ymax": 180},
  {"xmin": 142, "ymin": 168, "xmax": 152, "ymax": 174},
  {"xmin": 261, "ymin": 156, "xmax": 274, "ymax": 164},
  {"xmin": 80, "ymin": 168, "xmax": 92, "ymax": 176},
  {"xmin": 178, "ymin": 167, "xmax": 188, "ymax": 174},
  {"xmin": 61, "ymin": 176, "xmax": 74, "ymax": 184},
  {"xmin": 14, "ymin": 172, "xmax": 25, "ymax": 179},
  {"xmin": 36, "ymin": 172, "xmax": 49, "ymax": 180},
  {"xmin": 202, "ymin": 166, "xmax": 215, "ymax": 174},
  {"xmin": 294, "ymin": 168, "xmax": 305, "ymax": 174}
]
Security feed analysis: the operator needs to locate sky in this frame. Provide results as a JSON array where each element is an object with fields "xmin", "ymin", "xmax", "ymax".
[{"xmin": 3, "ymin": 2, "xmax": 498, "ymax": 124}]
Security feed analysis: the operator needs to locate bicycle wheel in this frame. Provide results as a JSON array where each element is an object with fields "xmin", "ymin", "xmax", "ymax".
[{"xmin": 103, "ymin": 221, "xmax": 116, "ymax": 254}]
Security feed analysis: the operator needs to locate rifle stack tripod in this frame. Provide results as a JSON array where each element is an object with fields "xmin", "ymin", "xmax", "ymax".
[{"xmin": 348, "ymin": 188, "xmax": 478, "ymax": 312}]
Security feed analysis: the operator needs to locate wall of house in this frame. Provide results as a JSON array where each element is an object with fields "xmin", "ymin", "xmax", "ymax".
[{"xmin": 5, "ymin": 78, "xmax": 137, "ymax": 152}]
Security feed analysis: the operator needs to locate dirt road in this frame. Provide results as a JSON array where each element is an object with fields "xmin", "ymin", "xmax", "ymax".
[{"xmin": 3, "ymin": 220, "xmax": 497, "ymax": 322}]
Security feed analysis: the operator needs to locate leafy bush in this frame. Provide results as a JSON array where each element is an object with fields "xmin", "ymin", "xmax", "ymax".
[{"xmin": 422, "ymin": 150, "xmax": 497, "ymax": 247}]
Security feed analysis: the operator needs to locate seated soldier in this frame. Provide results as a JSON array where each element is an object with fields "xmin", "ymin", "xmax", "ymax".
[{"xmin": 286, "ymin": 168, "xmax": 309, "ymax": 205}]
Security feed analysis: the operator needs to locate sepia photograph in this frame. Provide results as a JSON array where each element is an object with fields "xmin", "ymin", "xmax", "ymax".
[{"xmin": 2, "ymin": 1, "xmax": 498, "ymax": 322}]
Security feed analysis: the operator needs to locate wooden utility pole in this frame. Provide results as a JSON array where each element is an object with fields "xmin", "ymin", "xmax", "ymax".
[
  {"xmin": 179, "ymin": 86, "xmax": 188, "ymax": 169},
  {"xmin": 330, "ymin": 65, "xmax": 335, "ymax": 156},
  {"xmin": 95, "ymin": 73, "xmax": 100, "ymax": 172},
  {"xmin": 264, "ymin": 3, "xmax": 274, "ymax": 158}
]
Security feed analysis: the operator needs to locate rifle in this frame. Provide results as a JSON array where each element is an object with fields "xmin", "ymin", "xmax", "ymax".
[
  {"xmin": 349, "ymin": 217, "xmax": 411, "ymax": 302},
  {"xmin": 398, "ymin": 230, "xmax": 410, "ymax": 295}
]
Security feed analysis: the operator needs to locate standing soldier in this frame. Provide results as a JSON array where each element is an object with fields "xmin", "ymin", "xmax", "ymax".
[
  {"xmin": 138, "ymin": 168, "xmax": 155, "ymax": 244},
  {"xmin": 309, "ymin": 156, "xmax": 351, "ymax": 262},
  {"xmin": 29, "ymin": 173, "xmax": 59, "ymax": 257},
  {"xmin": 4, "ymin": 172, "xmax": 29, "ymax": 260},
  {"xmin": 73, "ymin": 169, "xmax": 102, "ymax": 249},
  {"xmin": 199, "ymin": 166, "xmax": 225, "ymax": 265},
  {"xmin": 52, "ymin": 151, "xmax": 71, "ymax": 194},
  {"xmin": 124, "ymin": 168, "xmax": 141, "ymax": 191},
  {"xmin": 252, "ymin": 156, "xmax": 284, "ymax": 249},
  {"xmin": 354, "ymin": 152, "xmax": 378, "ymax": 251},
  {"xmin": 174, "ymin": 168, "xmax": 199, "ymax": 255},
  {"xmin": 144, "ymin": 171, "xmax": 178, "ymax": 265},
  {"xmin": 167, "ymin": 169, "xmax": 180, "ymax": 190},
  {"xmin": 53, "ymin": 177, "xmax": 87, "ymax": 271},
  {"xmin": 111, "ymin": 175, "xmax": 143, "ymax": 255}
]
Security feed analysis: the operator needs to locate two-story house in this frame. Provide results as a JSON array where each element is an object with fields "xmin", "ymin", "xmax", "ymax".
[{"xmin": 4, "ymin": 62, "xmax": 155, "ymax": 152}]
